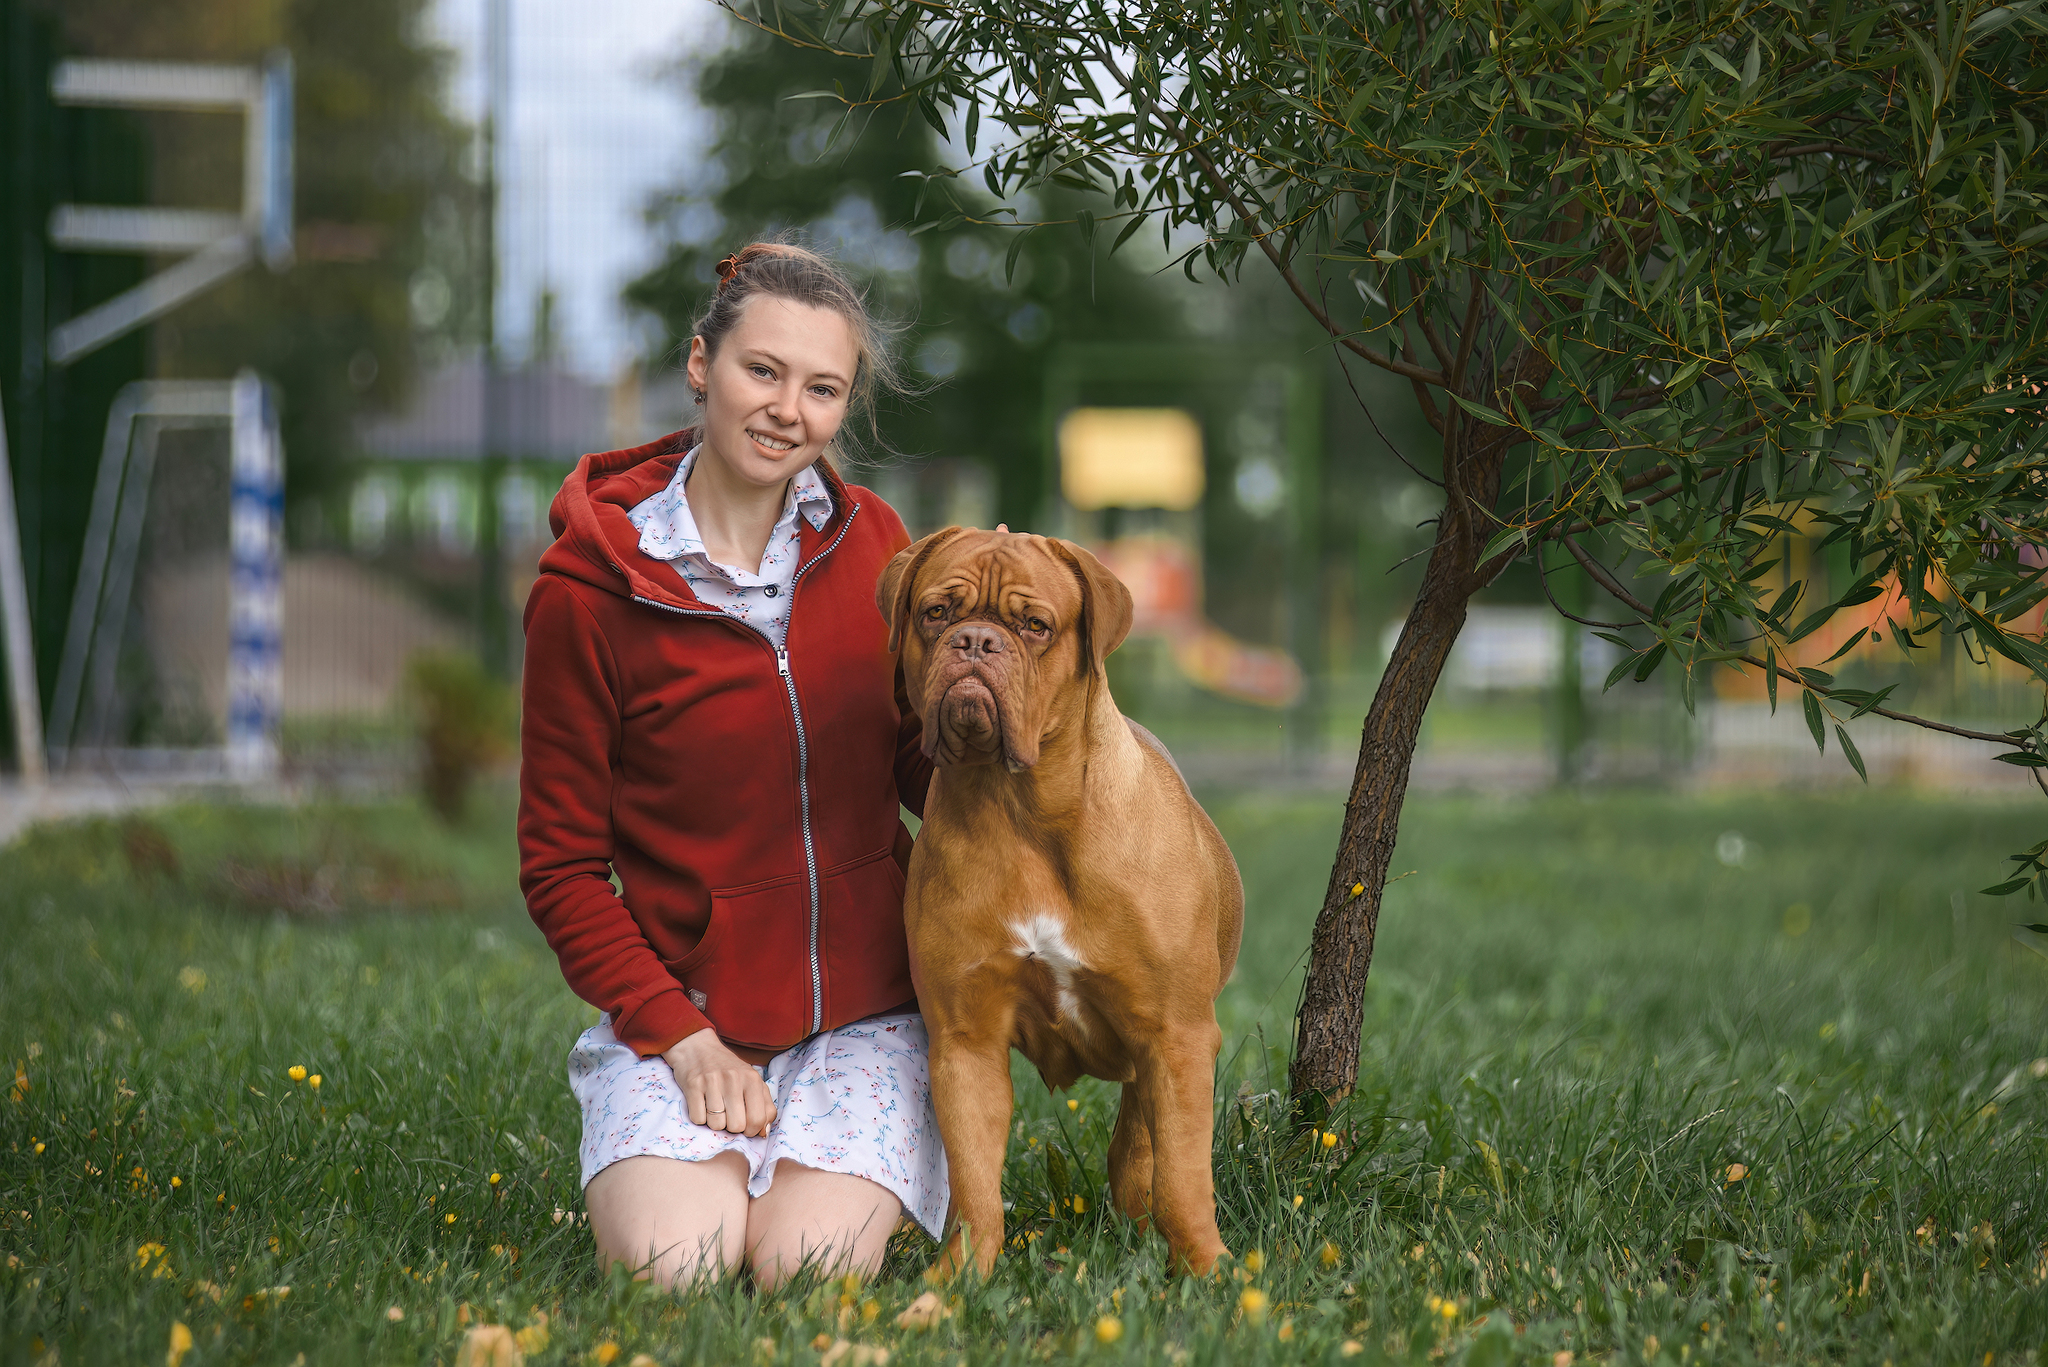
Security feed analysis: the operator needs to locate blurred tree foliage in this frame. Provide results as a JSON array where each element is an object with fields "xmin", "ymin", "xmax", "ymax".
[
  {"xmin": 623, "ymin": 10, "xmax": 1192, "ymax": 525},
  {"xmin": 38, "ymin": 0, "xmax": 478, "ymax": 529},
  {"xmin": 735, "ymin": 0, "xmax": 2048, "ymax": 1105}
]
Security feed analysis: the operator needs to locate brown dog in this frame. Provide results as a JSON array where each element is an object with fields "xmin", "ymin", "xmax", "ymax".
[{"xmin": 876, "ymin": 526, "xmax": 1245, "ymax": 1278}]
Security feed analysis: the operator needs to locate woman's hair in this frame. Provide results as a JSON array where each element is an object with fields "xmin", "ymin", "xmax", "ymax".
[{"xmin": 692, "ymin": 241, "xmax": 907, "ymax": 462}]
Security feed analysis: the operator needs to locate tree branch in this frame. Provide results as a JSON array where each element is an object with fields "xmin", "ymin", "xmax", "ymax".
[
  {"xmin": 1564, "ymin": 537, "xmax": 2018, "ymax": 748},
  {"xmin": 1085, "ymin": 40, "xmax": 1448, "ymax": 388}
]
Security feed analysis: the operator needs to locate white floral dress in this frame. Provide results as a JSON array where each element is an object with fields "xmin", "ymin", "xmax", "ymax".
[{"xmin": 571, "ymin": 1012, "xmax": 949, "ymax": 1238}]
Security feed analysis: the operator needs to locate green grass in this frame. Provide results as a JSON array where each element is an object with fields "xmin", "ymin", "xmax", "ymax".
[{"xmin": 3, "ymin": 789, "xmax": 2046, "ymax": 1365}]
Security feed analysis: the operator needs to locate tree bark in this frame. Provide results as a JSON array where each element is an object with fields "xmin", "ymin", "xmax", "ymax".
[{"xmin": 1287, "ymin": 354, "xmax": 1537, "ymax": 1110}]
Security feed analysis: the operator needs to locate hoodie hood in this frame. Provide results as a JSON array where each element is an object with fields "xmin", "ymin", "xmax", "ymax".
[{"xmin": 538, "ymin": 427, "xmax": 854, "ymax": 609}]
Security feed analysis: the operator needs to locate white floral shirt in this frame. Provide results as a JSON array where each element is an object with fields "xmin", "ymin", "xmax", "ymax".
[{"xmin": 626, "ymin": 447, "xmax": 834, "ymax": 650}]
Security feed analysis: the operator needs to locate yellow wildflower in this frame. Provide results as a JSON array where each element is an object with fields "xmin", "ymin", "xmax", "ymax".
[
  {"xmin": 308, "ymin": 1075, "xmax": 321, "ymax": 1090},
  {"xmin": 592, "ymin": 1341, "xmax": 621, "ymax": 1365},
  {"xmin": 445, "ymin": 1213, "xmax": 458, "ymax": 1225},
  {"xmin": 1350, "ymin": 883, "xmax": 1364, "ymax": 896},
  {"xmin": 1725, "ymin": 1163, "xmax": 1748, "ymax": 1185},
  {"xmin": 1320, "ymin": 1241, "xmax": 1341, "ymax": 1268},
  {"xmin": 178, "ymin": 967, "xmax": 206, "ymax": 993},
  {"xmin": 1244, "ymin": 1250, "xmax": 1264, "ymax": 1273},
  {"xmin": 287, "ymin": 1066, "xmax": 307, "ymax": 1083},
  {"xmin": 489, "ymin": 1172, "xmax": 502, "ymax": 1185},
  {"xmin": 1072, "ymin": 1195, "xmax": 1086, "ymax": 1213},
  {"xmin": 166, "ymin": 1320, "xmax": 193, "ymax": 1367},
  {"xmin": 1292, "ymin": 1194, "xmax": 1304, "ymax": 1208},
  {"xmin": 1322, "ymin": 1131, "xmax": 1339, "ymax": 1149},
  {"xmin": 1341, "ymin": 1342, "xmax": 1364, "ymax": 1357},
  {"xmin": 1238, "ymin": 1287, "xmax": 1269, "ymax": 1326},
  {"xmin": 1067, "ymin": 1099, "xmax": 1079, "ymax": 1111},
  {"xmin": 1095, "ymin": 1316, "xmax": 1123, "ymax": 1344},
  {"xmin": 1277, "ymin": 1319, "xmax": 1294, "ymax": 1342}
]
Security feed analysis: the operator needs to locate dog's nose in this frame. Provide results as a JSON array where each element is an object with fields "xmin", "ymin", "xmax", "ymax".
[{"xmin": 949, "ymin": 623, "xmax": 1005, "ymax": 658}]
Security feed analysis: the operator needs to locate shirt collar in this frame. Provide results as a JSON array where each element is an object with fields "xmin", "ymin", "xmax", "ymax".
[{"xmin": 629, "ymin": 446, "xmax": 835, "ymax": 566}]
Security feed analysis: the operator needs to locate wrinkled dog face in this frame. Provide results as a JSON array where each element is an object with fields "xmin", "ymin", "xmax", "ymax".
[{"xmin": 877, "ymin": 528, "xmax": 1133, "ymax": 771}]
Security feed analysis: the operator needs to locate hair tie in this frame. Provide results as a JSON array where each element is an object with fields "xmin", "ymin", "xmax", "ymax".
[{"xmin": 714, "ymin": 253, "xmax": 742, "ymax": 290}]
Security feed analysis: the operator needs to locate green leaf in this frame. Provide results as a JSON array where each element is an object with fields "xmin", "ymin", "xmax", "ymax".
[
  {"xmin": 1835, "ymin": 725, "xmax": 1867, "ymax": 782},
  {"xmin": 1003, "ymin": 227, "xmax": 1034, "ymax": 284},
  {"xmin": 1983, "ymin": 878, "xmax": 2034, "ymax": 896},
  {"xmin": 1802, "ymin": 690, "xmax": 1827, "ymax": 753},
  {"xmin": 1991, "ymin": 751, "xmax": 2048, "ymax": 767}
]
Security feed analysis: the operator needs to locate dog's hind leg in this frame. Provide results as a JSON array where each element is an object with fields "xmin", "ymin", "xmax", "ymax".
[{"xmin": 1107, "ymin": 1082, "xmax": 1155, "ymax": 1228}]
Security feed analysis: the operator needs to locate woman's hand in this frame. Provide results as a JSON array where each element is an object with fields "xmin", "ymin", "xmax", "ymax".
[{"xmin": 662, "ymin": 1029, "xmax": 777, "ymax": 1136}]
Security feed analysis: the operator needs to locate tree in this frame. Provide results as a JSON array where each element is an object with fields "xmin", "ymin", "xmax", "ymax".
[
  {"xmin": 730, "ymin": 0, "xmax": 2048, "ymax": 1109},
  {"xmin": 625, "ymin": 10, "xmax": 1189, "ymax": 525}
]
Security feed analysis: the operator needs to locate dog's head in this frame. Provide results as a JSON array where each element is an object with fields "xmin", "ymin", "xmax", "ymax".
[{"xmin": 877, "ymin": 527, "xmax": 1134, "ymax": 771}]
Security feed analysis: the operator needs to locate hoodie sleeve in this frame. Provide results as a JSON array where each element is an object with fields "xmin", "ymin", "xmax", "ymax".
[{"xmin": 518, "ymin": 575, "xmax": 710, "ymax": 1057}]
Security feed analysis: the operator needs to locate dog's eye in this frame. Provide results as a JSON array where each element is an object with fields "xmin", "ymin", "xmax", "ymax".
[
  {"xmin": 923, "ymin": 604, "xmax": 947, "ymax": 621},
  {"xmin": 1025, "ymin": 617, "xmax": 1050, "ymax": 634}
]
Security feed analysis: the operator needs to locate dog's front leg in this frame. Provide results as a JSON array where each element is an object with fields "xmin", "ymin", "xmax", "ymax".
[
  {"xmin": 1138, "ymin": 1022, "xmax": 1229, "ymax": 1276},
  {"xmin": 926, "ymin": 1022, "xmax": 1015, "ymax": 1280}
]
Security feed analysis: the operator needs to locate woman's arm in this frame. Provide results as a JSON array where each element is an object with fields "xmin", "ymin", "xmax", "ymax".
[
  {"xmin": 893, "ymin": 661, "xmax": 933, "ymax": 818},
  {"xmin": 518, "ymin": 575, "xmax": 709, "ymax": 1057}
]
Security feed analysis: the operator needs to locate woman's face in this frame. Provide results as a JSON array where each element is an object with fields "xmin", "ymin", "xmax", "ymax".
[{"xmin": 686, "ymin": 296, "xmax": 857, "ymax": 490}]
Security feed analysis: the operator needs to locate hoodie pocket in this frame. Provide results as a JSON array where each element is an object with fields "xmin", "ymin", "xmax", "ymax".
[
  {"xmin": 818, "ymin": 846, "xmax": 914, "ymax": 1025},
  {"xmin": 661, "ymin": 871, "xmax": 811, "ymax": 1050}
]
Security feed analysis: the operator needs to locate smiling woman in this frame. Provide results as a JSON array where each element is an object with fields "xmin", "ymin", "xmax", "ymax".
[{"xmin": 518, "ymin": 242, "xmax": 944, "ymax": 1293}]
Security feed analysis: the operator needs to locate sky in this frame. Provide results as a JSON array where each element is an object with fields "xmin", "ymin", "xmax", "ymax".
[{"xmin": 426, "ymin": 0, "xmax": 723, "ymax": 379}]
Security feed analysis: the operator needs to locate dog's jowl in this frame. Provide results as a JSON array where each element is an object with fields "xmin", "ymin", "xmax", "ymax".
[{"xmin": 877, "ymin": 526, "xmax": 1246, "ymax": 1278}]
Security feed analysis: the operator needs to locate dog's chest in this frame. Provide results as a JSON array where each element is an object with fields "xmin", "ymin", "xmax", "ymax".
[{"xmin": 1002, "ymin": 911, "xmax": 1133, "ymax": 1083}]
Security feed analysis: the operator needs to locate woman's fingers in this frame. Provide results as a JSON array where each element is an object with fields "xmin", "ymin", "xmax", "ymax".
[{"xmin": 745, "ymin": 1072, "xmax": 776, "ymax": 1137}]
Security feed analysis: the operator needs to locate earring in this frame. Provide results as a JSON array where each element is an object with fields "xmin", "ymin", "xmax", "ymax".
[{"xmin": 691, "ymin": 388, "xmax": 706, "ymax": 406}]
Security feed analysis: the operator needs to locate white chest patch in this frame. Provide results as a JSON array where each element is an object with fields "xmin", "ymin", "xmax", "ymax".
[{"xmin": 1009, "ymin": 912, "xmax": 1088, "ymax": 1028}]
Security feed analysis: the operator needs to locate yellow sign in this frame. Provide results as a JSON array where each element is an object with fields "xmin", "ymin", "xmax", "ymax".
[{"xmin": 1058, "ymin": 408, "xmax": 1204, "ymax": 511}]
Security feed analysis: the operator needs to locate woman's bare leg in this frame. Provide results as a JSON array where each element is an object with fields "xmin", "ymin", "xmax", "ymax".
[
  {"xmin": 744, "ymin": 1162, "xmax": 902, "ymax": 1292},
  {"xmin": 585, "ymin": 1151, "xmax": 750, "ymax": 1288}
]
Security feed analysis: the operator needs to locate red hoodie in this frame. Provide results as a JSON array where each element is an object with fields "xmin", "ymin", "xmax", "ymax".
[{"xmin": 518, "ymin": 429, "xmax": 931, "ymax": 1061}]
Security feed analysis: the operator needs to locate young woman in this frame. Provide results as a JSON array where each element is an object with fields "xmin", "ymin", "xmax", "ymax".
[{"xmin": 519, "ymin": 243, "xmax": 943, "ymax": 1290}]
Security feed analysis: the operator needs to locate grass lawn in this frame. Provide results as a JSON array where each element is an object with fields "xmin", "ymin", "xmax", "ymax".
[{"xmin": 2, "ymin": 787, "xmax": 2045, "ymax": 1365}]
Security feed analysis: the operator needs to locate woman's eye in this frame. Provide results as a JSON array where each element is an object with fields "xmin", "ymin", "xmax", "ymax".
[
  {"xmin": 811, "ymin": 385, "xmax": 838, "ymax": 400},
  {"xmin": 750, "ymin": 365, "xmax": 773, "ymax": 380}
]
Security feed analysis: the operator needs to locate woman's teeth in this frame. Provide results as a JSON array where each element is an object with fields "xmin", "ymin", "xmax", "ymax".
[{"xmin": 748, "ymin": 430, "xmax": 797, "ymax": 452}]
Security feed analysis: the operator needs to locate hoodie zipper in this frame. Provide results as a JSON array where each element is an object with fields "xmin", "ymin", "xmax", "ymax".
[{"xmin": 628, "ymin": 500, "xmax": 860, "ymax": 1038}]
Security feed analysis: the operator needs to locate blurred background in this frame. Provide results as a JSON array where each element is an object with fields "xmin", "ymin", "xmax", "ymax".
[{"xmin": 1, "ymin": 0, "xmax": 2039, "ymax": 830}]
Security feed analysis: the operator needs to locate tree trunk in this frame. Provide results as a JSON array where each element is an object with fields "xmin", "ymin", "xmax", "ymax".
[
  {"xmin": 1287, "ymin": 368, "xmax": 1531, "ymax": 1110},
  {"xmin": 1285, "ymin": 521, "xmax": 1476, "ymax": 1107}
]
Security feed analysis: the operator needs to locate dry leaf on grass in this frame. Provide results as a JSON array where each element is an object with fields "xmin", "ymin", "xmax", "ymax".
[
  {"xmin": 455, "ymin": 1324, "xmax": 523, "ymax": 1367},
  {"xmin": 893, "ymin": 1291, "xmax": 952, "ymax": 1329},
  {"xmin": 817, "ymin": 1341, "xmax": 889, "ymax": 1367}
]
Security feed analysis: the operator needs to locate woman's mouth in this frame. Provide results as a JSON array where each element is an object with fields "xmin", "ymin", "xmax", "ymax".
[{"xmin": 747, "ymin": 429, "xmax": 798, "ymax": 454}]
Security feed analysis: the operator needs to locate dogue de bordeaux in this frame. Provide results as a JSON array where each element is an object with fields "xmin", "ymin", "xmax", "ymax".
[{"xmin": 876, "ymin": 526, "xmax": 1245, "ymax": 1278}]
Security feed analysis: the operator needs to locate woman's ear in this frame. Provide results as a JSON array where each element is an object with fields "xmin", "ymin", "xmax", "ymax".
[
  {"xmin": 685, "ymin": 336, "xmax": 709, "ymax": 396},
  {"xmin": 1049, "ymin": 539, "xmax": 1134, "ymax": 677},
  {"xmin": 876, "ymin": 526, "xmax": 968, "ymax": 653}
]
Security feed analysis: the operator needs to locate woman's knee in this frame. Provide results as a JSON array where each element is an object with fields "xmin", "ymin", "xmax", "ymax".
[
  {"xmin": 586, "ymin": 1152, "xmax": 750, "ymax": 1288},
  {"xmin": 745, "ymin": 1164, "xmax": 902, "ymax": 1291}
]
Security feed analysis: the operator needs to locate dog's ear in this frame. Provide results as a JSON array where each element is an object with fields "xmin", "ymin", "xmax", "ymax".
[
  {"xmin": 876, "ymin": 526, "xmax": 969, "ymax": 653},
  {"xmin": 1050, "ymin": 538, "xmax": 1134, "ymax": 678}
]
